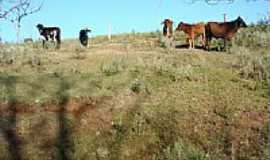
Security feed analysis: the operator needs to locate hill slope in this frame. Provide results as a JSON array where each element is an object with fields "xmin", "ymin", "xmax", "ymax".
[{"xmin": 0, "ymin": 29, "xmax": 270, "ymax": 160}]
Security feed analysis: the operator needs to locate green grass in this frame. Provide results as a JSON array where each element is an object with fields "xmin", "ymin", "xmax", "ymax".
[{"xmin": 0, "ymin": 25, "xmax": 270, "ymax": 160}]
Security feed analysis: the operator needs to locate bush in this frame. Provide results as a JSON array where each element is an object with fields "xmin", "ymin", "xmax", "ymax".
[
  {"xmin": 0, "ymin": 44, "xmax": 36, "ymax": 65},
  {"xmin": 163, "ymin": 140, "xmax": 208, "ymax": 160},
  {"xmin": 233, "ymin": 25, "xmax": 270, "ymax": 50},
  {"xmin": 231, "ymin": 46, "xmax": 270, "ymax": 82},
  {"xmin": 130, "ymin": 79, "xmax": 150, "ymax": 94},
  {"xmin": 100, "ymin": 56, "xmax": 127, "ymax": 76}
]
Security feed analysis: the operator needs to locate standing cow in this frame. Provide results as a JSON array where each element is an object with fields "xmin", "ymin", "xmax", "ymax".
[
  {"xmin": 36, "ymin": 24, "xmax": 61, "ymax": 49},
  {"xmin": 79, "ymin": 28, "xmax": 91, "ymax": 48},
  {"xmin": 161, "ymin": 19, "xmax": 174, "ymax": 38},
  {"xmin": 205, "ymin": 16, "xmax": 247, "ymax": 51},
  {"xmin": 176, "ymin": 22, "xmax": 206, "ymax": 49}
]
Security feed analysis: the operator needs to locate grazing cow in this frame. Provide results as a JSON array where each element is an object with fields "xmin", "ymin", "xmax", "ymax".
[
  {"xmin": 176, "ymin": 22, "xmax": 206, "ymax": 49},
  {"xmin": 161, "ymin": 19, "xmax": 174, "ymax": 38},
  {"xmin": 205, "ymin": 16, "xmax": 247, "ymax": 51},
  {"xmin": 36, "ymin": 24, "xmax": 61, "ymax": 49},
  {"xmin": 79, "ymin": 28, "xmax": 91, "ymax": 47}
]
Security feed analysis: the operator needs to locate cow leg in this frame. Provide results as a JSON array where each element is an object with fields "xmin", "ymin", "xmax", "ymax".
[
  {"xmin": 56, "ymin": 41, "xmax": 60, "ymax": 49},
  {"xmin": 186, "ymin": 38, "xmax": 189, "ymax": 48},
  {"xmin": 87, "ymin": 40, "xmax": 89, "ymax": 48},
  {"xmin": 201, "ymin": 34, "xmax": 206, "ymax": 49},
  {"xmin": 191, "ymin": 32, "xmax": 195, "ymax": 49},
  {"xmin": 43, "ymin": 36, "xmax": 49, "ymax": 49},
  {"xmin": 188, "ymin": 39, "xmax": 192, "ymax": 49},
  {"xmin": 206, "ymin": 37, "xmax": 211, "ymax": 51},
  {"xmin": 223, "ymin": 39, "xmax": 227, "ymax": 51},
  {"xmin": 52, "ymin": 39, "xmax": 56, "ymax": 49},
  {"xmin": 42, "ymin": 38, "xmax": 44, "ymax": 49},
  {"xmin": 57, "ymin": 33, "xmax": 61, "ymax": 49},
  {"xmin": 86, "ymin": 37, "xmax": 89, "ymax": 48},
  {"xmin": 53, "ymin": 31, "xmax": 57, "ymax": 49}
]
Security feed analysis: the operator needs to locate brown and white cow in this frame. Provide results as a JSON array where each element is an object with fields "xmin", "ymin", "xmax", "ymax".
[{"xmin": 161, "ymin": 19, "xmax": 174, "ymax": 38}]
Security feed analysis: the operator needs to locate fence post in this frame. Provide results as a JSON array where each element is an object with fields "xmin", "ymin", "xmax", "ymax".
[
  {"xmin": 108, "ymin": 23, "xmax": 112, "ymax": 41},
  {"xmin": 223, "ymin": 13, "xmax": 227, "ymax": 22}
]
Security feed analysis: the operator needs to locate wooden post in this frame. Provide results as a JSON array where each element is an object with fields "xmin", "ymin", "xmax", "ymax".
[
  {"xmin": 223, "ymin": 13, "xmax": 227, "ymax": 22},
  {"xmin": 108, "ymin": 23, "xmax": 112, "ymax": 41}
]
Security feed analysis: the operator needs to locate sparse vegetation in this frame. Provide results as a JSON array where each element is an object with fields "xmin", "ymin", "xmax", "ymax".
[{"xmin": 0, "ymin": 24, "xmax": 270, "ymax": 160}]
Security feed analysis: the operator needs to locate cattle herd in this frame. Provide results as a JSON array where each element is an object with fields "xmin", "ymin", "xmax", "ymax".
[
  {"xmin": 36, "ymin": 24, "xmax": 91, "ymax": 49},
  {"xmin": 163, "ymin": 16, "xmax": 247, "ymax": 51},
  {"xmin": 36, "ymin": 16, "xmax": 247, "ymax": 51}
]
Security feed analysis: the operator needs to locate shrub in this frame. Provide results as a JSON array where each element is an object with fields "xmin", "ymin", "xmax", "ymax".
[
  {"xmin": 231, "ymin": 46, "xmax": 270, "ymax": 82},
  {"xmin": 0, "ymin": 44, "xmax": 37, "ymax": 65},
  {"xmin": 130, "ymin": 79, "xmax": 150, "ymax": 94},
  {"xmin": 100, "ymin": 56, "xmax": 127, "ymax": 76},
  {"xmin": 163, "ymin": 140, "xmax": 208, "ymax": 160},
  {"xmin": 233, "ymin": 25, "xmax": 270, "ymax": 50}
]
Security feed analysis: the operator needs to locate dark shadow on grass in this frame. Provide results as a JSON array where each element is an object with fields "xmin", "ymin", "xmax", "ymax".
[
  {"xmin": 175, "ymin": 44, "xmax": 206, "ymax": 50},
  {"xmin": 0, "ymin": 75, "xmax": 22, "ymax": 160},
  {"xmin": 56, "ymin": 75, "xmax": 73, "ymax": 160}
]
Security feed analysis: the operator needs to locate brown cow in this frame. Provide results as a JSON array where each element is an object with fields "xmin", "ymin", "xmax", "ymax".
[
  {"xmin": 176, "ymin": 22, "xmax": 206, "ymax": 49},
  {"xmin": 205, "ymin": 16, "xmax": 247, "ymax": 51},
  {"xmin": 161, "ymin": 19, "xmax": 173, "ymax": 38}
]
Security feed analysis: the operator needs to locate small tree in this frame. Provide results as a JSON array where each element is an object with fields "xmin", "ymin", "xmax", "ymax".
[{"xmin": 0, "ymin": 0, "xmax": 43, "ymax": 43}]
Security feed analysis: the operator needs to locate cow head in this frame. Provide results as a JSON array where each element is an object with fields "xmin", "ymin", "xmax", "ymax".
[
  {"xmin": 36, "ymin": 24, "xmax": 44, "ymax": 33},
  {"xmin": 84, "ymin": 28, "xmax": 91, "ymax": 33},
  {"xmin": 36, "ymin": 24, "xmax": 44, "ymax": 30},
  {"xmin": 81, "ymin": 27, "xmax": 92, "ymax": 33},
  {"xmin": 161, "ymin": 19, "xmax": 173, "ymax": 38},
  {"xmin": 237, "ymin": 16, "xmax": 248, "ymax": 28},
  {"xmin": 175, "ymin": 22, "xmax": 184, "ymax": 31}
]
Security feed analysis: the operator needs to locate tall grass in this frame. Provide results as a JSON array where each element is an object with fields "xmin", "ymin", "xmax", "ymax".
[{"xmin": 233, "ymin": 25, "xmax": 270, "ymax": 51}]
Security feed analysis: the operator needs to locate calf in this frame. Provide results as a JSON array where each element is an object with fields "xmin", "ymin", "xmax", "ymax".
[
  {"xmin": 36, "ymin": 24, "xmax": 61, "ymax": 49},
  {"xmin": 79, "ymin": 28, "xmax": 91, "ymax": 47},
  {"xmin": 176, "ymin": 22, "xmax": 206, "ymax": 49}
]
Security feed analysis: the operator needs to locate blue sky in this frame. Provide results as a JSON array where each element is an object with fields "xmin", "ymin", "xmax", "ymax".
[{"xmin": 0, "ymin": 0, "xmax": 269, "ymax": 42}]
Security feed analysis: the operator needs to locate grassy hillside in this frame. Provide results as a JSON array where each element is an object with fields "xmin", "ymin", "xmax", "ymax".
[{"xmin": 0, "ymin": 26, "xmax": 270, "ymax": 160}]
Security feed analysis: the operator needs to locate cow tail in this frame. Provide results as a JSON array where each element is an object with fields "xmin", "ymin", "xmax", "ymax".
[
  {"xmin": 205, "ymin": 23, "xmax": 211, "ymax": 40},
  {"xmin": 57, "ymin": 29, "xmax": 61, "ymax": 49},
  {"xmin": 205, "ymin": 23, "xmax": 211, "ymax": 50}
]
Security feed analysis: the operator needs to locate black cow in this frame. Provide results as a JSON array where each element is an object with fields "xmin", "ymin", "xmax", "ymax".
[
  {"xmin": 79, "ymin": 28, "xmax": 91, "ymax": 47},
  {"xmin": 36, "ymin": 24, "xmax": 61, "ymax": 49}
]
